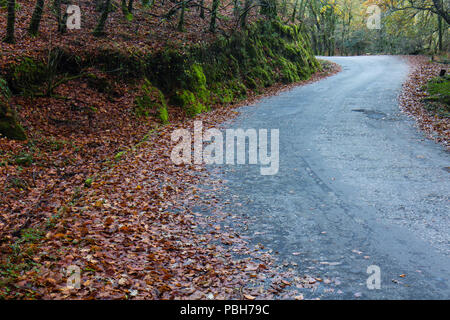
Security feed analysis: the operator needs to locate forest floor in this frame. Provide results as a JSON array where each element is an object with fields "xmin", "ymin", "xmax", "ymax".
[
  {"xmin": 399, "ymin": 55, "xmax": 450, "ymax": 149},
  {"xmin": 0, "ymin": 0, "xmax": 311, "ymax": 299}
]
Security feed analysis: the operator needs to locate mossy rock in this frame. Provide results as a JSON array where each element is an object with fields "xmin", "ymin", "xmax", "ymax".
[
  {"xmin": 0, "ymin": 113, "xmax": 27, "ymax": 141},
  {"xmin": 134, "ymin": 79, "xmax": 169, "ymax": 123},
  {"xmin": 187, "ymin": 64, "xmax": 207, "ymax": 89},
  {"xmin": 0, "ymin": 78, "xmax": 26, "ymax": 140},
  {"xmin": 8, "ymin": 57, "xmax": 47, "ymax": 94}
]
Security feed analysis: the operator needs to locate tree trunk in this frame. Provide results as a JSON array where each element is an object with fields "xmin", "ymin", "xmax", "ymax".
[
  {"xmin": 128, "ymin": 0, "xmax": 134, "ymax": 13},
  {"xmin": 3, "ymin": 0, "xmax": 16, "ymax": 44},
  {"xmin": 438, "ymin": 14, "xmax": 443, "ymax": 52},
  {"xmin": 93, "ymin": 0, "xmax": 111, "ymax": 36},
  {"xmin": 291, "ymin": 0, "xmax": 298, "ymax": 22},
  {"xmin": 200, "ymin": 0, "xmax": 205, "ymax": 19},
  {"xmin": 121, "ymin": 0, "xmax": 129, "ymax": 16},
  {"xmin": 209, "ymin": 0, "xmax": 220, "ymax": 33},
  {"xmin": 29, "ymin": 0, "xmax": 45, "ymax": 36},
  {"xmin": 432, "ymin": 0, "xmax": 450, "ymax": 25},
  {"xmin": 53, "ymin": 0, "xmax": 65, "ymax": 33},
  {"xmin": 177, "ymin": 1, "xmax": 185, "ymax": 32},
  {"xmin": 241, "ymin": 0, "xmax": 251, "ymax": 28}
]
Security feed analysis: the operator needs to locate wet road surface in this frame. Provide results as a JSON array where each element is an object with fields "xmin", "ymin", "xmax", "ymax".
[{"xmin": 206, "ymin": 56, "xmax": 449, "ymax": 299}]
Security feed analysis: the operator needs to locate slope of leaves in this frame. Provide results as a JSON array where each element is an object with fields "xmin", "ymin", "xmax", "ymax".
[
  {"xmin": 0, "ymin": 0, "xmax": 257, "ymax": 67},
  {"xmin": 0, "ymin": 60, "xmax": 340, "ymax": 299}
]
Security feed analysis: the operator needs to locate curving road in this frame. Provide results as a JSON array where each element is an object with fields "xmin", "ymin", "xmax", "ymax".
[{"xmin": 208, "ymin": 56, "xmax": 449, "ymax": 299}]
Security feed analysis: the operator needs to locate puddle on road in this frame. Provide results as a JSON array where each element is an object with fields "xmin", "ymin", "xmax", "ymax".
[{"xmin": 352, "ymin": 109, "xmax": 388, "ymax": 120}]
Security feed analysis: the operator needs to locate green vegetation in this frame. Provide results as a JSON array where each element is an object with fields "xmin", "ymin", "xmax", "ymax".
[
  {"xmin": 424, "ymin": 75, "xmax": 450, "ymax": 118},
  {"xmin": 122, "ymin": 19, "xmax": 318, "ymax": 117},
  {"xmin": 1, "ymin": 18, "xmax": 318, "ymax": 128},
  {"xmin": 8, "ymin": 57, "xmax": 47, "ymax": 95},
  {"xmin": 134, "ymin": 79, "xmax": 169, "ymax": 123}
]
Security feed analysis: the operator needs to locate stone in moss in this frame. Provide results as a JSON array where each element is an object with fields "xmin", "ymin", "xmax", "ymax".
[
  {"xmin": 0, "ymin": 78, "xmax": 26, "ymax": 141},
  {"xmin": 134, "ymin": 79, "xmax": 169, "ymax": 124},
  {"xmin": 0, "ymin": 118, "xmax": 27, "ymax": 141},
  {"xmin": 9, "ymin": 57, "xmax": 47, "ymax": 94},
  {"xmin": 185, "ymin": 64, "xmax": 211, "ymax": 104},
  {"xmin": 188, "ymin": 64, "xmax": 207, "ymax": 89}
]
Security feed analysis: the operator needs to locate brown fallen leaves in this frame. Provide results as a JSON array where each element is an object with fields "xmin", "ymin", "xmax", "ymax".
[
  {"xmin": 0, "ymin": 44, "xmax": 339, "ymax": 300},
  {"xmin": 399, "ymin": 55, "xmax": 449, "ymax": 149}
]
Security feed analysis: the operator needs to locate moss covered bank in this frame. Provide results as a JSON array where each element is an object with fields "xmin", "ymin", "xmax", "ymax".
[{"xmin": 0, "ymin": 19, "xmax": 319, "ymax": 139}]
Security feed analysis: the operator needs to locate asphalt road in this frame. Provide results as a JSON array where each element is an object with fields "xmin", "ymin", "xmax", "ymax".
[{"xmin": 207, "ymin": 56, "xmax": 449, "ymax": 299}]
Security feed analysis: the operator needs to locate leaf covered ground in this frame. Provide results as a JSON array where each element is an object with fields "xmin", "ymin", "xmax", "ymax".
[
  {"xmin": 0, "ymin": 27, "xmax": 340, "ymax": 299},
  {"xmin": 399, "ymin": 55, "xmax": 450, "ymax": 149}
]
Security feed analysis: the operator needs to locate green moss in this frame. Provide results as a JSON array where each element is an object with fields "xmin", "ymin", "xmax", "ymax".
[
  {"xmin": 187, "ymin": 64, "xmax": 207, "ymax": 88},
  {"xmin": 134, "ymin": 79, "xmax": 170, "ymax": 123},
  {"xmin": 427, "ymin": 75, "xmax": 450, "ymax": 102},
  {"xmin": 423, "ymin": 75, "xmax": 450, "ymax": 118},
  {"xmin": 229, "ymin": 81, "xmax": 248, "ymax": 99},
  {"xmin": 174, "ymin": 89, "xmax": 207, "ymax": 116},
  {"xmin": 185, "ymin": 64, "xmax": 211, "ymax": 104},
  {"xmin": 9, "ymin": 57, "xmax": 47, "ymax": 94},
  {"xmin": 114, "ymin": 151, "xmax": 126, "ymax": 160},
  {"xmin": 159, "ymin": 106, "xmax": 169, "ymax": 124},
  {"xmin": 0, "ymin": 117, "xmax": 27, "ymax": 141},
  {"xmin": 211, "ymin": 83, "xmax": 235, "ymax": 104},
  {"xmin": 84, "ymin": 178, "xmax": 93, "ymax": 188},
  {"xmin": 275, "ymin": 57, "xmax": 300, "ymax": 83},
  {"xmin": 12, "ymin": 152, "xmax": 33, "ymax": 166},
  {"xmin": 245, "ymin": 76, "xmax": 259, "ymax": 89},
  {"xmin": 248, "ymin": 65, "xmax": 274, "ymax": 87}
]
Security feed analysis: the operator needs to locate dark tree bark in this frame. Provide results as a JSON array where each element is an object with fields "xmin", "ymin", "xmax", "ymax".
[
  {"xmin": 53, "ymin": 0, "xmax": 65, "ymax": 33},
  {"xmin": 209, "ymin": 0, "xmax": 220, "ymax": 33},
  {"xmin": 291, "ymin": 0, "xmax": 299, "ymax": 22},
  {"xmin": 240, "ymin": 0, "xmax": 251, "ymax": 28},
  {"xmin": 438, "ymin": 14, "xmax": 443, "ymax": 52},
  {"xmin": 432, "ymin": 0, "xmax": 449, "ymax": 25},
  {"xmin": 29, "ymin": 0, "xmax": 46, "ymax": 36},
  {"xmin": 200, "ymin": 0, "xmax": 205, "ymax": 19},
  {"xmin": 3, "ymin": 0, "xmax": 16, "ymax": 43},
  {"xmin": 121, "ymin": 0, "xmax": 129, "ymax": 16},
  {"xmin": 128, "ymin": 0, "xmax": 134, "ymax": 13},
  {"xmin": 93, "ymin": 0, "xmax": 111, "ymax": 36},
  {"xmin": 177, "ymin": 1, "xmax": 186, "ymax": 32}
]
